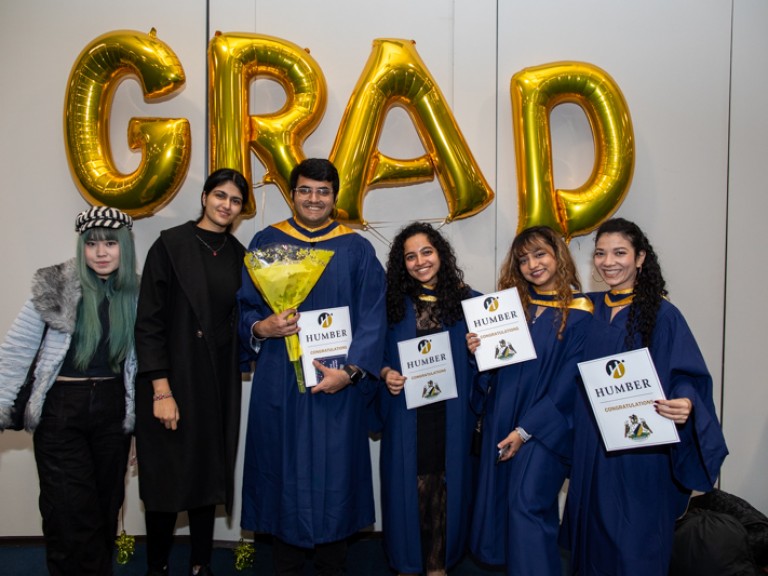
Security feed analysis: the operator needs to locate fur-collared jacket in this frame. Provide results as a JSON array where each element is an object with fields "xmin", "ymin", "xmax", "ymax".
[{"xmin": 0, "ymin": 259, "xmax": 137, "ymax": 432}]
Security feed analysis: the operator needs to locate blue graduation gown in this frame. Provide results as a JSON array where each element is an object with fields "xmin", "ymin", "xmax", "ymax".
[
  {"xmin": 237, "ymin": 219, "xmax": 387, "ymax": 547},
  {"xmin": 375, "ymin": 292, "xmax": 479, "ymax": 573},
  {"xmin": 563, "ymin": 296, "xmax": 728, "ymax": 576},
  {"xmin": 470, "ymin": 299, "xmax": 592, "ymax": 576}
]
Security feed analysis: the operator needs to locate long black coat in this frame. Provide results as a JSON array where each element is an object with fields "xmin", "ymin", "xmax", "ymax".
[{"xmin": 134, "ymin": 221, "xmax": 245, "ymax": 514}]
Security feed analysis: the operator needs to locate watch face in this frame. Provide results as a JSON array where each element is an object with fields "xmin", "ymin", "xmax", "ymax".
[{"xmin": 344, "ymin": 365, "xmax": 362, "ymax": 384}]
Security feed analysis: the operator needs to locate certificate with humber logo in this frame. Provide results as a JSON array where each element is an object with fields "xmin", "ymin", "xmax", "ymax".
[
  {"xmin": 578, "ymin": 347, "xmax": 679, "ymax": 451},
  {"xmin": 297, "ymin": 306, "xmax": 352, "ymax": 387},
  {"xmin": 397, "ymin": 331, "xmax": 458, "ymax": 409},
  {"xmin": 461, "ymin": 288, "xmax": 536, "ymax": 372}
]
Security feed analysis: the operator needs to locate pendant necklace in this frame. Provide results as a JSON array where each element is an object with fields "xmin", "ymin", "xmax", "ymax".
[
  {"xmin": 530, "ymin": 306, "xmax": 546, "ymax": 324},
  {"xmin": 196, "ymin": 234, "xmax": 228, "ymax": 256}
]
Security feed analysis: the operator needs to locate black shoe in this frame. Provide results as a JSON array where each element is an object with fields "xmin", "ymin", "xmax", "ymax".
[{"xmin": 191, "ymin": 566, "xmax": 214, "ymax": 576}]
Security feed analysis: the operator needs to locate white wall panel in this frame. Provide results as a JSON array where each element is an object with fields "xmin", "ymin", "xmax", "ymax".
[
  {"xmin": 722, "ymin": 0, "xmax": 768, "ymax": 514},
  {"xmin": 0, "ymin": 0, "xmax": 764, "ymax": 544}
]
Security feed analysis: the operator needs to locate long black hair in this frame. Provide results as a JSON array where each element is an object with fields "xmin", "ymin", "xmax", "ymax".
[
  {"xmin": 197, "ymin": 168, "xmax": 249, "ymax": 231},
  {"xmin": 595, "ymin": 218, "xmax": 667, "ymax": 348},
  {"xmin": 385, "ymin": 222, "xmax": 471, "ymax": 326}
]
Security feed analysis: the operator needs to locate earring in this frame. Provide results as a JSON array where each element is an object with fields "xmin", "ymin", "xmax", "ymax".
[
  {"xmin": 591, "ymin": 268, "xmax": 604, "ymax": 283},
  {"xmin": 637, "ymin": 265, "xmax": 642, "ymax": 277}
]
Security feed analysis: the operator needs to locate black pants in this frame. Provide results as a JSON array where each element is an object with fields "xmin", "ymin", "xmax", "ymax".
[
  {"xmin": 273, "ymin": 537, "xmax": 348, "ymax": 576},
  {"xmin": 33, "ymin": 379, "xmax": 130, "ymax": 576},
  {"xmin": 145, "ymin": 505, "xmax": 216, "ymax": 571}
]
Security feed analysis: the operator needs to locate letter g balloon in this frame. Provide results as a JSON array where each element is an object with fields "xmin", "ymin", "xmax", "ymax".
[{"xmin": 64, "ymin": 29, "xmax": 190, "ymax": 217}]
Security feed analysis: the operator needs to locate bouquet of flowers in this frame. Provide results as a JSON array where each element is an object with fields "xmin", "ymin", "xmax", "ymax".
[{"xmin": 244, "ymin": 244, "xmax": 334, "ymax": 392}]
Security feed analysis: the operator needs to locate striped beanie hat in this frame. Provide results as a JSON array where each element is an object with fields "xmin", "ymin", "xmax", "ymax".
[{"xmin": 75, "ymin": 206, "xmax": 133, "ymax": 234}]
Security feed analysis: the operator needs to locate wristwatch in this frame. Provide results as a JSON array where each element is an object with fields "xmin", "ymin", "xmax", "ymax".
[
  {"xmin": 343, "ymin": 364, "xmax": 364, "ymax": 385},
  {"xmin": 515, "ymin": 426, "xmax": 532, "ymax": 443}
]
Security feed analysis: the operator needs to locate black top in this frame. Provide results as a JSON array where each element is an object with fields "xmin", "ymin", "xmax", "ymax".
[
  {"xmin": 415, "ymin": 300, "xmax": 446, "ymax": 475},
  {"xmin": 59, "ymin": 295, "xmax": 120, "ymax": 378},
  {"xmin": 194, "ymin": 227, "xmax": 241, "ymax": 346}
]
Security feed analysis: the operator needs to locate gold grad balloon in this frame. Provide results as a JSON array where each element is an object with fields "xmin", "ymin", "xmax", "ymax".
[
  {"xmin": 208, "ymin": 32, "xmax": 327, "ymax": 218},
  {"xmin": 64, "ymin": 29, "xmax": 190, "ymax": 217},
  {"xmin": 511, "ymin": 61, "xmax": 634, "ymax": 240},
  {"xmin": 330, "ymin": 39, "xmax": 494, "ymax": 227}
]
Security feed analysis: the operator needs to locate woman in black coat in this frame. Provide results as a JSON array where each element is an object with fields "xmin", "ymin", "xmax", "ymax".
[{"xmin": 134, "ymin": 169, "xmax": 248, "ymax": 576}]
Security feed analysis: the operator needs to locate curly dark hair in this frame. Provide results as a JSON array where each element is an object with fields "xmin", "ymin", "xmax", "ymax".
[
  {"xmin": 385, "ymin": 222, "xmax": 471, "ymax": 326},
  {"xmin": 595, "ymin": 218, "xmax": 668, "ymax": 348},
  {"xmin": 498, "ymin": 226, "xmax": 581, "ymax": 339}
]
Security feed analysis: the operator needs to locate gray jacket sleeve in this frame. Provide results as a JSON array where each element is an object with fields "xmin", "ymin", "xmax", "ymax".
[{"xmin": 0, "ymin": 299, "xmax": 48, "ymax": 426}]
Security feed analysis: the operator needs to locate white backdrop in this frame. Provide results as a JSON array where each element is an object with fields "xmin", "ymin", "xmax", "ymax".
[{"xmin": 0, "ymin": 0, "xmax": 765, "ymax": 541}]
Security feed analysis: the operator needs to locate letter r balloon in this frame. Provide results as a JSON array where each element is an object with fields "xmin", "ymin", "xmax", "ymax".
[
  {"xmin": 511, "ymin": 62, "xmax": 635, "ymax": 240},
  {"xmin": 208, "ymin": 32, "xmax": 328, "ymax": 218}
]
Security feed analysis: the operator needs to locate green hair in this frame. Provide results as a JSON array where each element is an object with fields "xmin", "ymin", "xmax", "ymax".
[{"xmin": 73, "ymin": 226, "xmax": 139, "ymax": 372}]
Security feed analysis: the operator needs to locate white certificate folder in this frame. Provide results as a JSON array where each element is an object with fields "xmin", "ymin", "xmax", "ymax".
[
  {"xmin": 297, "ymin": 306, "xmax": 352, "ymax": 387},
  {"xmin": 577, "ymin": 347, "xmax": 680, "ymax": 451},
  {"xmin": 461, "ymin": 288, "xmax": 536, "ymax": 372},
  {"xmin": 397, "ymin": 331, "xmax": 458, "ymax": 409}
]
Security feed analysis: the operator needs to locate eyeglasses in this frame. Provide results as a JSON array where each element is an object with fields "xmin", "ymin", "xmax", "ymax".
[{"xmin": 293, "ymin": 186, "xmax": 333, "ymax": 198}]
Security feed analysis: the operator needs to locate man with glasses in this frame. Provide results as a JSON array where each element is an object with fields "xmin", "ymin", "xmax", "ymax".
[{"xmin": 237, "ymin": 158, "xmax": 387, "ymax": 575}]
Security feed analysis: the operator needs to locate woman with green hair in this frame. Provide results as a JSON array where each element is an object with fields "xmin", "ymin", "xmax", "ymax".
[{"xmin": 0, "ymin": 206, "xmax": 139, "ymax": 576}]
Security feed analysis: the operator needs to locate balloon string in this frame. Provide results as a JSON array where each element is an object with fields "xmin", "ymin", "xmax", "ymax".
[
  {"xmin": 363, "ymin": 218, "xmax": 447, "ymax": 249},
  {"xmin": 361, "ymin": 223, "xmax": 392, "ymax": 248},
  {"xmin": 364, "ymin": 217, "xmax": 445, "ymax": 227},
  {"xmin": 254, "ymin": 181, "xmax": 268, "ymax": 230}
]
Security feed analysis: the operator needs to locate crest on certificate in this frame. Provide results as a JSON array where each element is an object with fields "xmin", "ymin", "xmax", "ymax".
[
  {"xmin": 422, "ymin": 379, "xmax": 443, "ymax": 399},
  {"xmin": 624, "ymin": 414, "xmax": 653, "ymax": 441},
  {"xmin": 494, "ymin": 339, "xmax": 517, "ymax": 361}
]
